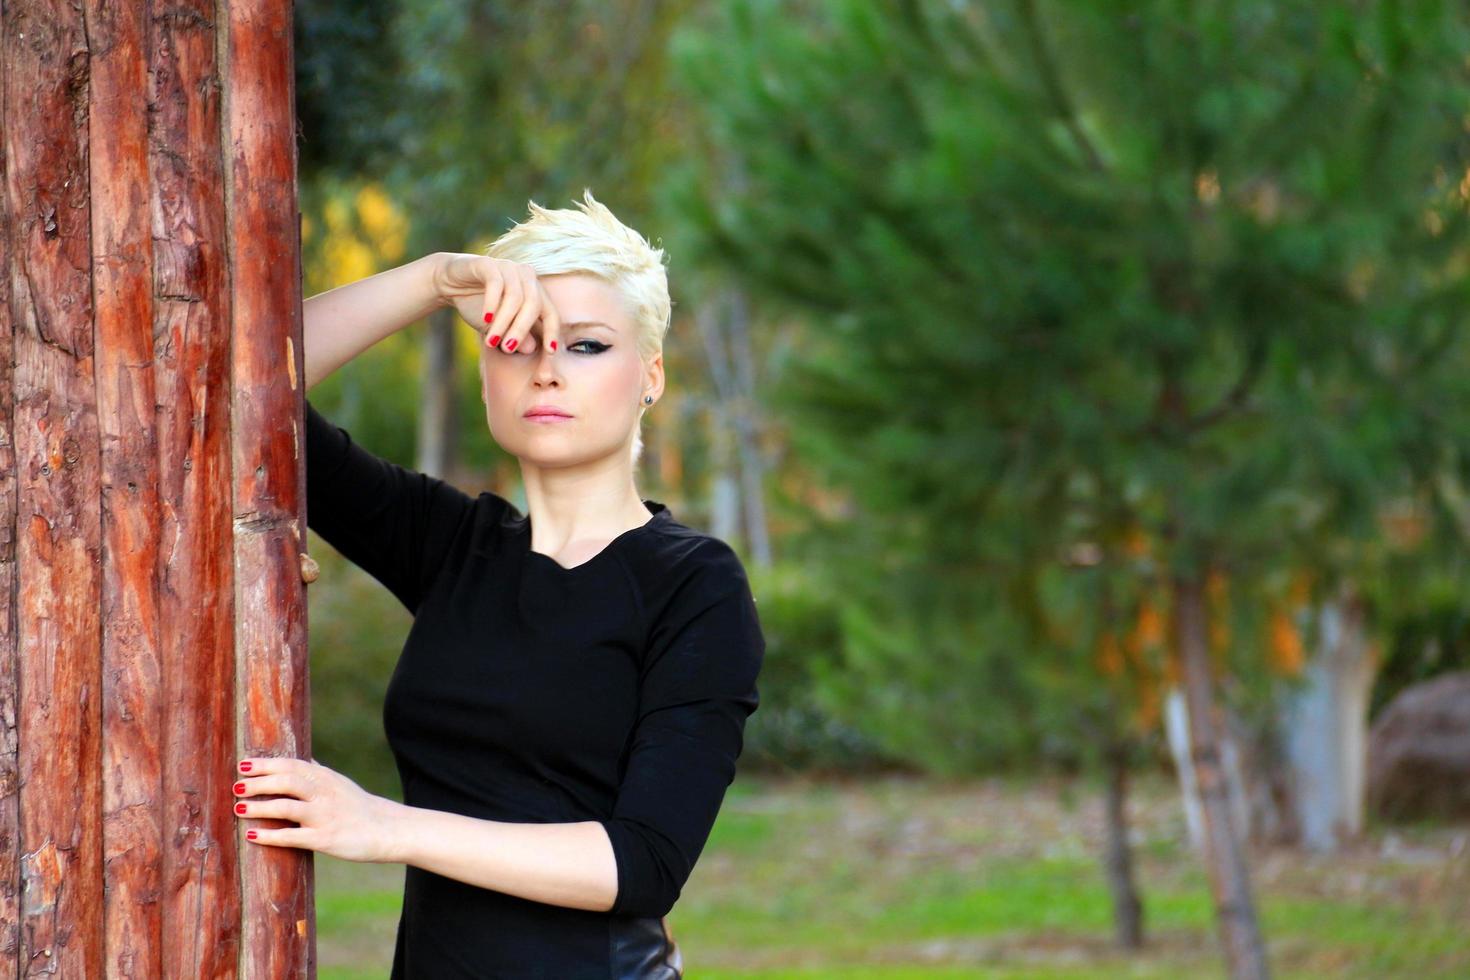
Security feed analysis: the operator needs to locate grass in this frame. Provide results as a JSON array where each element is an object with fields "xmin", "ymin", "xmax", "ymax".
[{"xmin": 313, "ymin": 770, "xmax": 1470, "ymax": 978}]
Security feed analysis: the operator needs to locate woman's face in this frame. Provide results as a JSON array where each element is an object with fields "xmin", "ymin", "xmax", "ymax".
[{"xmin": 479, "ymin": 272, "xmax": 660, "ymax": 470}]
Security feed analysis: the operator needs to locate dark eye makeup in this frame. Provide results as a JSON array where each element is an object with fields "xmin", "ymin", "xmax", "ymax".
[{"xmin": 570, "ymin": 340, "xmax": 610, "ymax": 354}]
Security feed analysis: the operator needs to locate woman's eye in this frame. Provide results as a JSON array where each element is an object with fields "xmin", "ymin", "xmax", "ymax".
[{"xmin": 570, "ymin": 340, "xmax": 610, "ymax": 354}]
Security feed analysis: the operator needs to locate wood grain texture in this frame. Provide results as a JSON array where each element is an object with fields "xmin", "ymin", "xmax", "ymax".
[
  {"xmin": 223, "ymin": 0, "xmax": 315, "ymax": 976},
  {"xmin": 3, "ymin": 1, "xmax": 107, "ymax": 975},
  {"xmin": 0, "ymin": 0, "xmax": 313, "ymax": 974},
  {"xmin": 149, "ymin": 2, "xmax": 246, "ymax": 977},
  {"xmin": 88, "ymin": 0, "xmax": 169, "ymax": 976},
  {"xmin": 0, "ymin": 6, "xmax": 17, "ymax": 971}
]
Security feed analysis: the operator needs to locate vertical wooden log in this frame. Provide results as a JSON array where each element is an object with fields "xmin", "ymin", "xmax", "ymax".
[
  {"xmin": 1, "ymin": 0, "xmax": 312, "ymax": 974},
  {"xmin": 151, "ymin": 3, "xmax": 244, "ymax": 978},
  {"xmin": 2, "ymin": 3, "xmax": 108, "ymax": 975},
  {"xmin": 88, "ymin": 1, "xmax": 165, "ymax": 977},
  {"xmin": 0, "ymin": 11, "xmax": 18, "ymax": 973},
  {"xmin": 223, "ymin": 1, "xmax": 315, "ymax": 977}
]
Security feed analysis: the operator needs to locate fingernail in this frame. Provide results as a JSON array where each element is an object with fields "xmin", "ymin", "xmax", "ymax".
[
  {"xmin": 484, "ymin": 312, "xmax": 494, "ymax": 324},
  {"xmin": 239, "ymin": 761, "xmax": 252, "ymax": 773},
  {"xmin": 489, "ymin": 334, "xmax": 500, "ymax": 347},
  {"xmin": 233, "ymin": 782, "xmax": 246, "ymax": 795},
  {"xmin": 505, "ymin": 339, "xmax": 517, "ymax": 352},
  {"xmin": 235, "ymin": 802, "xmax": 247, "ymax": 815},
  {"xmin": 246, "ymin": 830, "xmax": 258, "ymax": 841},
  {"xmin": 549, "ymin": 340, "xmax": 557, "ymax": 351}
]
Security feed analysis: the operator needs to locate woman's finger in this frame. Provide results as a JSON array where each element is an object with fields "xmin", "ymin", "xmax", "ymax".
[
  {"xmin": 234, "ymin": 772, "xmax": 293, "ymax": 799},
  {"xmin": 537, "ymin": 279, "xmax": 563, "ymax": 355},
  {"xmin": 245, "ymin": 825, "xmax": 314, "ymax": 849},
  {"xmin": 236, "ymin": 795, "xmax": 307, "ymax": 824},
  {"xmin": 482, "ymin": 258, "xmax": 507, "ymax": 345},
  {"xmin": 500, "ymin": 265, "xmax": 542, "ymax": 354},
  {"xmin": 489, "ymin": 262, "xmax": 524, "ymax": 349}
]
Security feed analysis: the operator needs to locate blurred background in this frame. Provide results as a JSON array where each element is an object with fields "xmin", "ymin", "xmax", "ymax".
[{"xmin": 297, "ymin": 2, "xmax": 1470, "ymax": 976}]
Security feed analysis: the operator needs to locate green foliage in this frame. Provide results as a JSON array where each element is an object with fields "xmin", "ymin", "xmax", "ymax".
[
  {"xmin": 295, "ymin": 1, "xmax": 406, "ymax": 181},
  {"xmin": 665, "ymin": 0, "xmax": 1470, "ymax": 772},
  {"xmin": 741, "ymin": 562, "xmax": 902, "ymax": 773}
]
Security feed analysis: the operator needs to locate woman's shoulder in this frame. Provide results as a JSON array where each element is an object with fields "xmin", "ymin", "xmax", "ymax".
[
  {"xmin": 626, "ymin": 515, "xmax": 758, "ymax": 619},
  {"xmin": 460, "ymin": 487, "xmax": 525, "ymax": 557}
]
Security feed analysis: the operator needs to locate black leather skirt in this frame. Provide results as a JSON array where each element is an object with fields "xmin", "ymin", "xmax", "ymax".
[{"xmin": 609, "ymin": 914, "xmax": 683, "ymax": 978}]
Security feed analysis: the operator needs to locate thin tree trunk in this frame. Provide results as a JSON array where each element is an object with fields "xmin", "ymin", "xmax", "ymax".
[
  {"xmin": 695, "ymin": 286, "xmax": 771, "ymax": 564},
  {"xmin": 1101, "ymin": 737, "xmax": 1145, "ymax": 949},
  {"xmin": 417, "ymin": 307, "xmax": 459, "ymax": 478},
  {"xmin": 1173, "ymin": 573, "xmax": 1271, "ymax": 979},
  {"xmin": 725, "ymin": 287, "xmax": 772, "ymax": 567},
  {"xmin": 1166, "ymin": 686, "xmax": 1254, "ymax": 852}
]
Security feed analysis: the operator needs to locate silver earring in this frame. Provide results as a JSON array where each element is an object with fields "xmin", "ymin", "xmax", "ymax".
[{"xmin": 643, "ymin": 395, "xmax": 653, "ymax": 405}]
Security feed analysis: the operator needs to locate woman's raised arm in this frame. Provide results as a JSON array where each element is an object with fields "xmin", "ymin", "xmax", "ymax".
[{"xmin": 302, "ymin": 252, "xmax": 448, "ymax": 391}]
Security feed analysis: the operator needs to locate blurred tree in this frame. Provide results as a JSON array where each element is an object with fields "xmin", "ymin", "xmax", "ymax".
[
  {"xmin": 663, "ymin": 0, "xmax": 1470, "ymax": 975},
  {"xmin": 295, "ymin": 0, "xmax": 407, "ymax": 182}
]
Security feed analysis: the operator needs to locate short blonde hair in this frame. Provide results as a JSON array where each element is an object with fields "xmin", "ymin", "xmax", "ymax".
[{"xmin": 484, "ymin": 189, "xmax": 671, "ymax": 466}]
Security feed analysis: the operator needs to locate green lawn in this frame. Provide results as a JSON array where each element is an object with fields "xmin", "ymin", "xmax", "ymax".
[{"xmin": 314, "ymin": 770, "xmax": 1470, "ymax": 978}]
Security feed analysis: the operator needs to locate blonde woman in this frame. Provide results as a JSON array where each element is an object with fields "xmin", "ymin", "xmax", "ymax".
[{"xmin": 232, "ymin": 191, "xmax": 764, "ymax": 978}]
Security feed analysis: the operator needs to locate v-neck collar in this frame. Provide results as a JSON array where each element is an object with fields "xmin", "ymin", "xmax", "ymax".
[{"xmin": 518, "ymin": 500, "xmax": 671, "ymax": 573}]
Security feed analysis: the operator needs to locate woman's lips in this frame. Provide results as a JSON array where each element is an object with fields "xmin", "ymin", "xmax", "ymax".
[{"xmin": 524, "ymin": 413, "xmax": 574, "ymax": 423}]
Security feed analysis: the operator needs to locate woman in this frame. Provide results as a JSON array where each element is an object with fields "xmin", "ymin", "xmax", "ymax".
[{"xmin": 231, "ymin": 190, "xmax": 765, "ymax": 978}]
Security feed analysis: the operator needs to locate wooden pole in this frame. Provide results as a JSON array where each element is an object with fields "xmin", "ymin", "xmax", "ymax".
[{"xmin": 0, "ymin": 1, "xmax": 313, "ymax": 974}]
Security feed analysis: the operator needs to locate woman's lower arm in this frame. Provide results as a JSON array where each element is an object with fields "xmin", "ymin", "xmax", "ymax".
[
  {"xmin": 383, "ymin": 802, "xmax": 620, "ymax": 913},
  {"xmin": 302, "ymin": 252, "xmax": 448, "ymax": 391}
]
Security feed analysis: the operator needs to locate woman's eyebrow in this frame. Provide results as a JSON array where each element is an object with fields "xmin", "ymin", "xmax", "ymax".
[{"xmin": 562, "ymin": 320, "xmax": 614, "ymax": 331}]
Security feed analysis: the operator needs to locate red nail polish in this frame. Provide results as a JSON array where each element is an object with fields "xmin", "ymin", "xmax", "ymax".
[
  {"xmin": 484, "ymin": 312, "xmax": 494, "ymax": 324},
  {"xmin": 239, "ymin": 761, "xmax": 252, "ymax": 773},
  {"xmin": 235, "ymin": 802, "xmax": 247, "ymax": 815},
  {"xmin": 505, "ymin": 339, "xmax": 517, "ymax": 352},
  {"xmin": 549, "ymin": 340, "xmax": 557, "ymax": 351},
  {"xmin": 234, "ymin": 782, "xmax": 246, "ymax": 795},
  {"xmin": 246, "ymin": 830, "xmax": 258, "ymax": 841},
  {"xmin": 489, "ymin": 334, "xmax": 500, "ymax": 347}
]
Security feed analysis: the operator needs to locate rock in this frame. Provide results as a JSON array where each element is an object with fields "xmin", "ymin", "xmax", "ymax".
[{"xmin": 1366, "ymin": 671, "xmax": 1470, "ymax": 821}]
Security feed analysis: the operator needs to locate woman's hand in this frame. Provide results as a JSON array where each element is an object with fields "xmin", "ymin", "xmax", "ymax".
[
  {"xmin": 432, "ymin": 252, "xmax": 562, "ymax": 357},
  {"xmin": 233, "ymin": 756, "xmax": 405, "ymax": 864}
]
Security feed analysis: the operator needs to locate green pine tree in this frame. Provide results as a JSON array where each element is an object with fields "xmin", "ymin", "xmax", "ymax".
[{"xmin": 663, "ymin": 1, "xmax": 1470, "ymax": 974}]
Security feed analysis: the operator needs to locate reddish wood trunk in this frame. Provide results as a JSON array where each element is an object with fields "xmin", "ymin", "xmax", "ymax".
[
  {"xmin": 224, "ymin": 0, "xmax": 315, "ymax": 976},
  {"xmin": 0, "ymin": 1, "xmax": 311, "ymax": 975},
  {"xmin": 91, "ymin": 1, "xmax": 168, "ymax": 977}
]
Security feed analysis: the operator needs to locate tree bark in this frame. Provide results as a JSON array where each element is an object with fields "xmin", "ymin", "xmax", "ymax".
[
  {"xmin": 225, "ymin": 0, "xmax": 317, "ymax": 974},
  {"xmin": 3, "ymin": 5, "xmax": 106, "ymax": 973},
  {"xmin": 0, "ymin": 1, "xmax": 314, "ymax": 974},
  {"xmin": 1173, "ymin": 573, "xmax": 1271, "ymax": 979}
]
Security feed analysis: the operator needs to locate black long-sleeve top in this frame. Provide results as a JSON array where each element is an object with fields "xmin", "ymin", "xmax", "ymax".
[{"xmin": 303, "ymin": 400, "xmax": 765, "ymax": 978}]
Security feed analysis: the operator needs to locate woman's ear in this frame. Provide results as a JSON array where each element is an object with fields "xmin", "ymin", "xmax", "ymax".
[{"xmin": 646, "ymin": 354, "xmax": 665, "ymax": 406}]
